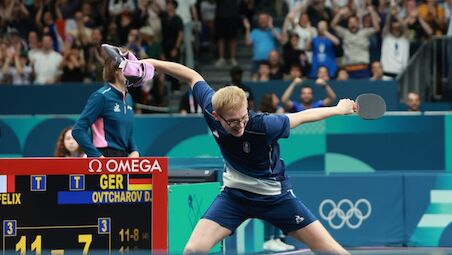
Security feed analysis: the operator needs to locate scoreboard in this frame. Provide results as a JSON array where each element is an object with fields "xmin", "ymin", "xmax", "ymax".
[{"xmin": 0, "ymin": 158, "xmax": 168, "ymax": 254}]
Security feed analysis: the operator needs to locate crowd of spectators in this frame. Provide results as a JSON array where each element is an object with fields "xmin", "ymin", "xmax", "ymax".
[{"xmin": 0, "ymin": 0, "xmax": 449, "ymax": 112}]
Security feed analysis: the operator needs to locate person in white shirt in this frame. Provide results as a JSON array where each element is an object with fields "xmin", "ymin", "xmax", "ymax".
[
  {"xmin": 380, "ymin": 5, "xmax": 410, "ymax": 78},
  {"xmin": 29, "ymin": 35, "xmax": 63, "ymax": 84}
]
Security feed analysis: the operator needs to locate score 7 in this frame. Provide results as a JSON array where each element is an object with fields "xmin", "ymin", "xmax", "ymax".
[{"xmin": 14, "ymin": 234, "xmax": 93, "ymax": 255}]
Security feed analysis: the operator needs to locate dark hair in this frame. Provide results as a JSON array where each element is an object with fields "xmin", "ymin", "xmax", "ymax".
[
  {"xmin": 258, "ymin": 60, "xmax": 270, "ymax": 67},
  {"xmin": 54, "ymin": 127, "xmax": 83, "ymax": 157},
  {"xmin": 259, "ymin": 93, "xmax": 277, "ymax": 113},
  {"xmin": 102, "ymin": 57, "xmax": 120, "ymax": 83},
  {"xmin": 230, "ymin": 65, "xmax": 243, "ymax": 76}
]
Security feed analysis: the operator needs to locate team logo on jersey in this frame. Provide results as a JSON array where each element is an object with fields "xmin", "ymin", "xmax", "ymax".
[
  {"xmin": 114, "ymin": 103, "xmax": 120, "ymax": 112},
  {"xmin": 127, "ymin": 105, "xmax": 133, "ymax": 110},
  {"xmin": 295, "ymin": 215, "xmax": 305, "ymax": 224},
  {"xmin": 243, "ymin": 141, "xmax": 251, "ymax": 153}
]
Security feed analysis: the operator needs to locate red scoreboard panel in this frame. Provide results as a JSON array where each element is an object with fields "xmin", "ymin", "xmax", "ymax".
[{"xmin": 0, "ymin": 158, "xmax": 168, "ymax": 254}]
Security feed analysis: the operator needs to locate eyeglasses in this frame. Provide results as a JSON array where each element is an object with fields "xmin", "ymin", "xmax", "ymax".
[{"xmin": 218, "ymin": 111, "xmax": 249, "ymax": 128}]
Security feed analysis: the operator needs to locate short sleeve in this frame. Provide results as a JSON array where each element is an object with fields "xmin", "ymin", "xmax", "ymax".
[
  {"xmin": 263, "ymin": 114, "xmax": 290, "ymax": 144},
  {"xmin": 313, "ymin": 100, "xmax": 324, "ymax": 108},
  {"xmin": 192, "ymin": 80, "xmax": 215, "ymax": 111}
]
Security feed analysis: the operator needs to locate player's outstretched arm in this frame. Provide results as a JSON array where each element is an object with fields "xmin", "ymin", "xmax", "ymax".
[
  {"xmin": 286, "ymin": 99, "xmax": 355, "ymax": 128},
  {"xmin": 140, "ymin": 59, "xmax": 204, "ymax": 89}
]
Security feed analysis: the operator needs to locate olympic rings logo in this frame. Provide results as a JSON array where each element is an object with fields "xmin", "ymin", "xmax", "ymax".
[{"xmin": 319, "ymin": 199, "xmax": 372, "ymax": 229}]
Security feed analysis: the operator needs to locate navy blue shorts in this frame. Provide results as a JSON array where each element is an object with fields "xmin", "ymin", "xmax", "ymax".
[{"xmin": 203, "ymin": 187, "xmax": 317, "ymax": 234}]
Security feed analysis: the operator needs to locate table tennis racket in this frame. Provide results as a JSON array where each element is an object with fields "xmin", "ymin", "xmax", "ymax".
[{"xmin": 355, "ymin": 93, "xmax": 386, "ymax": 120}]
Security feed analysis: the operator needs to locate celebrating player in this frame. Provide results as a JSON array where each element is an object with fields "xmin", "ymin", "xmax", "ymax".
[{"xmin": 104, "ymin": 44, "xmax": 354, "ymax": 254}]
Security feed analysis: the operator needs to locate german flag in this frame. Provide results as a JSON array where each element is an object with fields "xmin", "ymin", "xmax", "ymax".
[
  {"xmin": 127, "ymin": 175, "xmax": 152, "ymax": 191},
  {"xmin": 0, "ymin": 175, "xmax": 15, "ymax": 193}
]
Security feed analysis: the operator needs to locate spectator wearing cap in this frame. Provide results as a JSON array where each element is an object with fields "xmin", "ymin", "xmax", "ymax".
[
  {"xmin": 29, "ymin": 34, "xmax": 62, "ymax": 84},
  {"xmin": 140, "ymin": 26, "xmax": 163, "ymax": 60},
  {"xmin": 244, "ymin": 12, "xmax": 284, "ymax": 75},
  {"xmin": 227, "ymin": 65, "xmax": 255, "ymax": 110},
  {"xmin": 331, "ymin": 4, "xmax": 380, "ymax": 78}
]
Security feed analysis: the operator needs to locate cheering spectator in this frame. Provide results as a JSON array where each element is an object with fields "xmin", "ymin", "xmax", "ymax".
[
  {"xmin": 307, "ymin": 20, "xmax": 339, "ymax": 78},
  {"xmin": 381, "ymin": 5, "xmax": 410, "ymax": 78},
  {"xmin": 244, "ymin": 12, "xmax": 284, "ymax": 74},
  {"xmin": 2, "ymin": 50, "xmax": 33, "ymax": 85},
  {"xmin": 306, "ymin": 0, "xmax": 334, "ymax": 26},
  {"xmin": 27, "ymin": 31, "xmax": 41, "ymax": 60},
  {"xmin": 60, "ymin": 44, "xmax": 85, "ymax": 83},
  {"xmin": 403, "ymin": 0, "xmax": 433, "ymax": 55},
  {"xmin": 370, "ymin": 61, "xmax": 392, "ymax": 80},
  {"xmin": 66, "ymin": 11, "xmax": 92, "ymax": 46},
  {"xmin": 86, "ymin": 28, "xmax": 104, "ymax": 82},
  {"xmin": 29, "ymin": 34, "xmax": 62, "ymax": 84},
  {"xmin": 331, "ymin": 5, "xmax": 380, "ymax": 78},
  {"xmin": 283, "ymin": 13, "xmax": 317, "ymax": 52},
  {"xmin": 281, "ymin": 77, "xmax": 336, "ymax": 112},
  {"xmin": 418, "ymin": 0, "xmax": 446, "ymax": 35}
]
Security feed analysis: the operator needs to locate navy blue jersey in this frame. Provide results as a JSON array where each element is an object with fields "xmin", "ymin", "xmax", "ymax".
[
  {"xmin": 72, "ymin": 84, "xmax": 138, "ymax": 157},
  {"xmin": 193, "ymin": 81, "xmax": 291, "ymax": 195}
]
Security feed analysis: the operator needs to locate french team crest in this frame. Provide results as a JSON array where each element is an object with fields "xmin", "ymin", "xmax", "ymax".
[{"xmin": 243, "ymin": 141, "xmax": 251, "ymax": 153}]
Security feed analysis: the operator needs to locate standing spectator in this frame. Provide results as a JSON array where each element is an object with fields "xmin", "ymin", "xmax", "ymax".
[
  {"xmin": 381, "ymin": 6, "xmax": 410, "ymax": 78},
  {"xmin": 29, "ymin": 34, "xmax": 62, "ymax": 84},
  {"xmin": 215, "ymin": 0, "xmax": 241, "ymax": 66},
  {"xmin": 200, "ymin": 0, "xmax": 216, "ymax": 46},
  {"xmin": 60, "ymin": 44, "xmax": 85, "ymax": 83},
  {"xmin": 405, "ymin": 91, "xmax": 421, "ymax": 111},
  {"xmin": 307, "ymin": 20, "xmax": 339, "ymax": 78},
  {"xmin": 160, "ymin": 0, "xmax": 183, "ymax": 91},
  {"xmin": 176, "ymin": 0, "xmax": 199, "ymax": 68},
  {"xmin": 268, "ymin": 50, "xmax": 284, "ymax": 80},
  {"xmin": 109, "ymin": 0, "xmax": 136, "ymax": 17},
  {"xmin": 66, "ymin": 11, "xmax": 92, "ymax": 46},
  {"xmin": 418, "ymin": 0, "xmax": 446, "ymax": 35},
  {"xmin": 228, "ymin": 65, "xmax": 256, "ymax": 110},
  {"xmin": 282, "ymin": 33, "xmax": 310, "ymax": 76},
  {"xmin": 284, "ymin": 13, "xmax": 318, "ymax": 52},
  {"xmin": 125, "ymin": 29, "xmax": 145, "ymax": 57},
  {"xmin": 403, "ymin": 0, "xmax": 433, "ymax": 56},
  {"xmin": 0, "ymin": 0, "xmax": 32, "ymax": 38},
  {"xmin": 55, "ymin": 127, "xmax": 85, "ymax": 157},
  {"xmin": 306, "ymin": 0, "xmax": 334, "ymax": 26},
  {"xmin": 331, "ymin": 5, "xmax": 380, "ymax": 78},
  {"xmin": 370, "ymin": 61, "xmax": 392, "ymax": 80},
  {"xmin": 244, "ymin": 12, "xmax": 283, "ymax": 74},
  {"xmin": 137, "ymin": 0, "xmax": 165, "ymax": 43},
  {"xmin": 281, "ymin": 77, "xmax": 336, "ymax": 112}
]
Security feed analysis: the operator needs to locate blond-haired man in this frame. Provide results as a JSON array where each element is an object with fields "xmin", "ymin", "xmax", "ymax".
[{"xmin": 139, "ymin": 58, "xmax": 354, "ymax": 255}]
